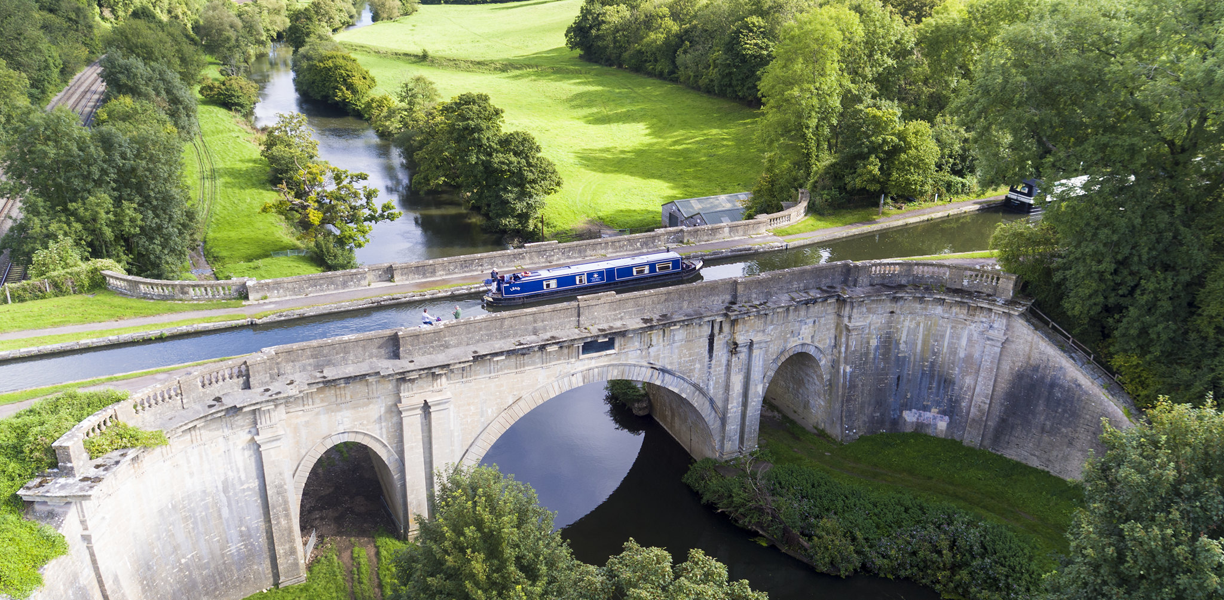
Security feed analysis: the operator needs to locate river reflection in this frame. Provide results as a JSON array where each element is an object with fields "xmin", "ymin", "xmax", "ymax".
[
  {"xmin": 482, "ymin": 382, "xmax": 939, "ymax": 600},
  {"xmin": 247, "ymin": 43, "xmax": 504, "ymax": 264}
]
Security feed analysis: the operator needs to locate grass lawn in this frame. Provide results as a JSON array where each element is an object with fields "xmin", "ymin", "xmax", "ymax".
[
  {"xmin": 192, "ymin": 101, "xmax": 323, "ymax": 279},
  {"xmin": 0, "ymin": 291, "xmax": 242, "ymax": 335},
  {"xmin": 0, "ymin": 315, "xmax": 246, "ymax": 353},
  {"xmin": 760, "ymin": 406, "xmax": 1082, "ymax": 559},
  {"xmin": 338, "ymin": 1, "xmax": 765, "ymax": 233},
  {"xmin": 898, "ymin": 250, "xmax": 996, "ymax": 260},
  {"xmin": 773, "ymin": 187, "xmax": 1009, "ymax": 236}
]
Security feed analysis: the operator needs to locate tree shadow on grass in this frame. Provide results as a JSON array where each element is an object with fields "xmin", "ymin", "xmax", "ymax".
[{"xmin": 489, "ymin": 0, "xmax": 573, "ymax": 11}]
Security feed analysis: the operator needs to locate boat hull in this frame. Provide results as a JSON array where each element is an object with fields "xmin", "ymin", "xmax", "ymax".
[{"xmin": 484, "ymin": 260, "xmax": 703, "ymax": 307}]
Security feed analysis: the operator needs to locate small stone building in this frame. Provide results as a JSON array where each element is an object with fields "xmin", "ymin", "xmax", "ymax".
[{"xmin": 661, "ymin": 192, "xmax": 751, "ymax": 227}]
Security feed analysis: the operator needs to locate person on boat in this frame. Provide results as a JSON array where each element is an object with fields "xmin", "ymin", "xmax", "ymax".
[
  {"xmin": 421, "ymin": 308, "xmax": 441, "ymax": 326},
  {"xmin": 452, "ymin": 305, "xmax": 462, "ymax": 320},
  {"xmin": 490, "ymin": 268, "xmax": 498, "ymax": 281}
]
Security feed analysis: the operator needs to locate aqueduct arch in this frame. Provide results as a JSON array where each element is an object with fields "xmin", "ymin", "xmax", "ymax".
[
  {"xmin": 759, "ymin": 343, "xmax": 837, "ymax": 436},
  {"xmin": 292, "ymin": 430, "xmax": 408, "ymax": 535},
  {"xmin": 461, "ymin": 362, "xmax": 723, "ymax": 466}
]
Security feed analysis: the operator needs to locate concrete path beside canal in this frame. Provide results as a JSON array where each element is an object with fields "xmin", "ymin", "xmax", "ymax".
[{"xmin": 0, "ymin": 196, "xmax": 1001, "ymax": 345}]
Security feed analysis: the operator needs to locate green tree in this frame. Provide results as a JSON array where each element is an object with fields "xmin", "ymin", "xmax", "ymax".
[
  {"xmin": 200, "ymin": 75, "xmax": 260, "ymax": 115},
  {"xmin": 1049, "ymin": 398, "xmax": 1224, "ymax": 598},
  {"xmin": 265, "ymin": 162, "xmax": 400, "ymax": 250},
  {"xmin": 411, "ymin": 93, "xmax": 561, "ymax": 234},
  {"xmin": 261, "ymin": 112, "xmax": 320, "ymax": 185},
  {"xmin": 0, "ymin": 59, "xmax": 32, "ymax": 142},
  {"xmin": 0, "ymin": 0, "xmax": 63, "ymax": 102},
  {"xmin": 104, "ymin": 13, "xmax": 205, "ymax": 84},
  {"xmin": 196, "ymin": 0, "xmax": 247, "ymax": 69},
  {"xmin": 99, "ymin": 52, "xmax": 198, "ymax": 138},
  {"xmin": 392, "ymin": 464, "xmax": 580, "ymax": 600},
  {"xmin": 292, "ymin": 38, "xmax": 376, "ymax": 114},
  {"xmin": 1, "ymin": 104, "xmax": 191, "ymax": 278},
  {"xmin": 591, "ymin": 540, "xmax": 768, "ymax": 600},
  {"xmin": 958, "ymin": 0, "xmax": 1224, "ymax": 402},
  {"xmin": 28, "ymin": 237, "xmax": 84, "ymax": 278}
]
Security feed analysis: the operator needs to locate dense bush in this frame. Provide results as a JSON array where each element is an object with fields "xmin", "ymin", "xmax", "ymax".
[
  {"xmin": 370, "ymin": 0, "xmax": 419, "ymax": 21},
  {"xmin": 0, "ymin": 390, "xmax": 128, "ymax": 598},
  {"xmin": 684, "ymin": 457, "xmax": 1043, "ymax": 599},
  {"xmin": 200, "ymin": 75, "xmax": 260, "ymax": 115},
  {"xmin": 292, "ymin": 38, "xmax": 376, "ymax": 114},
  {"xmin": 104, "ymin": 11, "xmax": 205, "ymax": 85},
  {"xmin": 402, "ymin": 93, "xmax": 561, "ymax": 234},
  {"xmin": 285, "ymin": 0, "xmax": 358, "ymax": 49},
  {"xmin": 261, "ymin": 112, "xmax": 320, "ymax": 185},
  {"xmin": 604, "ymin": 380, "xmax": 646, "ymax": 408},
  {"xmin": 2, "ymin": 259, "xmax": 126, "ymax": 304},
  {"xmin": 83, "ymin": 423, "xmax": 168, "ymax": 459},
  {"xmin": 100, "ymin": 52, "xmax": 198, "ymax": 137}
]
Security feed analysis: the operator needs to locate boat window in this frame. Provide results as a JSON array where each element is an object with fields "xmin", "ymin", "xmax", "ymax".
[
  {"xmin": 576, "ymin": 274, "xmax": 587, "ymax": 285},
  {"xmin": 656, "ymin": 262, "xmax": 672, "ymax": 272},
  {"xmin": 544, "ymin": 279, "xmax": 558, "ymax": 289},
  {"xmin": 633, "ymin": 265, "xmax": 648, "ymax": 276}
]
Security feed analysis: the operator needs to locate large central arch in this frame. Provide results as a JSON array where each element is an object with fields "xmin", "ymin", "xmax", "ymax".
[{"xmin": 460, "ymin": 362, "xmax": 723, "ymax": 465}]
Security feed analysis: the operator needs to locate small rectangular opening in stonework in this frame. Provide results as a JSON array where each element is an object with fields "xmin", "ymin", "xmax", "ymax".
[{"xmin": 581, "ymin": 338, "xmax": 616, "ymax": 355}]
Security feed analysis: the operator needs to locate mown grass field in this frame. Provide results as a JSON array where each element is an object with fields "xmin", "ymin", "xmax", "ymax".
[
  {"xmin": 337, "ymin": 0, "xmax": 765, "ymax": 232},
  {"xmin": 760, "ymin": 407, "xmax": 1082, "ymax": 559},
  {"xmin": 189, "ymin": 101, "xmax": 322, "ymax": 279}
]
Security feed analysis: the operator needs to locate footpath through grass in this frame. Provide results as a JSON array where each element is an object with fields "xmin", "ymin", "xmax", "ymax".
[
  {"xmin": 0, "ymin": 291, "xmax": 242, "ymax": 335},
  {"xmin": 192, "ymin": 102, "xmax": 322, "ymax": 280},
  {"xmin": 338, "ymin": 0, "xmax": 765, "ymax": 233},
  {"xmin": 759, "ymin": 407, "xmax": 1081, "ymax": 558}
]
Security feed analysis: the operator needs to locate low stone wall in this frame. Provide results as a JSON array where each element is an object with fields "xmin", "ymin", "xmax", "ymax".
[
  {"xmin": 103, "ymin": 271, "xmax": 250, "ymax": 300},
  {"xmin": 105, "ymin": 198, "xmax": 808, "ymax": 302}
]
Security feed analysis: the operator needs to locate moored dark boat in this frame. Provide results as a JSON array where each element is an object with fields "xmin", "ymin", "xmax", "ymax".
[{"xmin": 483, "ymin": 251, "xmax": 703, "ymax": 306}]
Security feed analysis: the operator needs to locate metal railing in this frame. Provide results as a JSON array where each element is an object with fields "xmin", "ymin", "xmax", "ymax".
[{"xmin": 1026, "ymin": 305, "xmax": 1122, "ymax": 383}]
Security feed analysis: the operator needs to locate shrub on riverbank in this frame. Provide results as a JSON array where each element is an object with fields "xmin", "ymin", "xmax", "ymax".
[
  {"xmin": 201, "ymin": 75, "xmax": 261, "ymax": 115},
  {"xmin": 684, "ymin": 455, "xmax": 1044, "ymax": 599},
  {"xmin": 0, "ymin": 390, "xmax": 128, "ymax": 598},
  {"xmin": 293, "ymin": 37, "xmax": 376, "ymax": 115}
]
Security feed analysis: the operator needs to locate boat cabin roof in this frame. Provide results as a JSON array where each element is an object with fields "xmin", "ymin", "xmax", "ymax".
[{"xmin": 509, "ymin": 252, "xmax": 681, "ymax": 282}]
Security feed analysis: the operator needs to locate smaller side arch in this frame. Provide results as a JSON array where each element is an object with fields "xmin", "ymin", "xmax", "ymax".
[
  {"xmin": 460, "ymin": 363, "xmax": 723, "ymax": 466},
  {"xmin": 292, "ymin": 431, "xmax": 407, "ymax": 530},
  {"xmin": 757, "ymin": 343, "xmax": 837, "ymax": 437}
]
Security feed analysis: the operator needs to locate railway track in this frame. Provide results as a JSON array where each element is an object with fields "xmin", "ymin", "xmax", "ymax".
[{"xmin": 47, "ymin": 59, "xmax": 106, "ymax": 125}]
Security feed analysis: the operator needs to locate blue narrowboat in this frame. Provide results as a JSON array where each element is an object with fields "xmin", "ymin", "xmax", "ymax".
[{"xmin": 483, "ymin": 251, "xmax": 703, "ymax": 306}]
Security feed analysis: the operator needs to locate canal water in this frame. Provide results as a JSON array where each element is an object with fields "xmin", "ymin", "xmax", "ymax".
[
  {"xmin": 0, "ymin": 209, "xmax": 1022, "ymax": 392},
  {"xmin": 248, "ymin": 38, "xmax": 504, "ymax": 265}
]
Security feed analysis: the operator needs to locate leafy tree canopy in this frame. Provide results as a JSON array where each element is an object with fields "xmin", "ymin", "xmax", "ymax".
[
  {"xmin": 1049, "ymin": 398, "xmax": 1224, "ymax": 598},
  {"xmin": 261, "ymin": 111, "xmax": 320, "ymax": 185},
  {"xmin": 104, "ymin": 13, "xmax": 205, "ymax": 84},
  {"xmin": 410, "ymin": 93, "xmax": 561, "ymax": 234},
  {"xmin": 265, "ymin": 162, "xmax": 400, "ymax": 250},
  {"xmin": 959, "ymin": 0, "xmax": 1224, "ymax": 403},
  {"xmin": 100, "ymin": 52, "xmax": 198, "ymax": 138}
]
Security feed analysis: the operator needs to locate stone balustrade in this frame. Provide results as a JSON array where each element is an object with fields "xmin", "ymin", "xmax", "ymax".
[{"xmin": 104, "ymin": 271, "xmax": 251, "ymax": 300}]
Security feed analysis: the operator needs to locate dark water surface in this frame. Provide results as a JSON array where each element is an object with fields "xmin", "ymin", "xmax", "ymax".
[
  {"xmin": 247, "ymin": 42, "xmax": 504, "ymax": 265},
  {"xmin": 0, "ymin": 209, "xmax": 1021, "ymax": 392},
  {"xmin": 483, "ymin": 383, "xmax": 939, "ymax": 600}
]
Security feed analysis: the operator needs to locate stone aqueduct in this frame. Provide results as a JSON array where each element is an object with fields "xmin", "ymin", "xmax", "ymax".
[{"xmin": 21, "ymin": 261, "xmax": 1132, "ymax": 600}]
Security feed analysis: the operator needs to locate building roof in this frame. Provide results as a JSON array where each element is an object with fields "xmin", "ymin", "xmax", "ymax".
[
  {"xmin": 668, "ymin": 192, "xmax": 751, "ymax": 219},
  {"xmin": 700, "ymin": 207, "xmax": 745, "ymax": 224}
]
